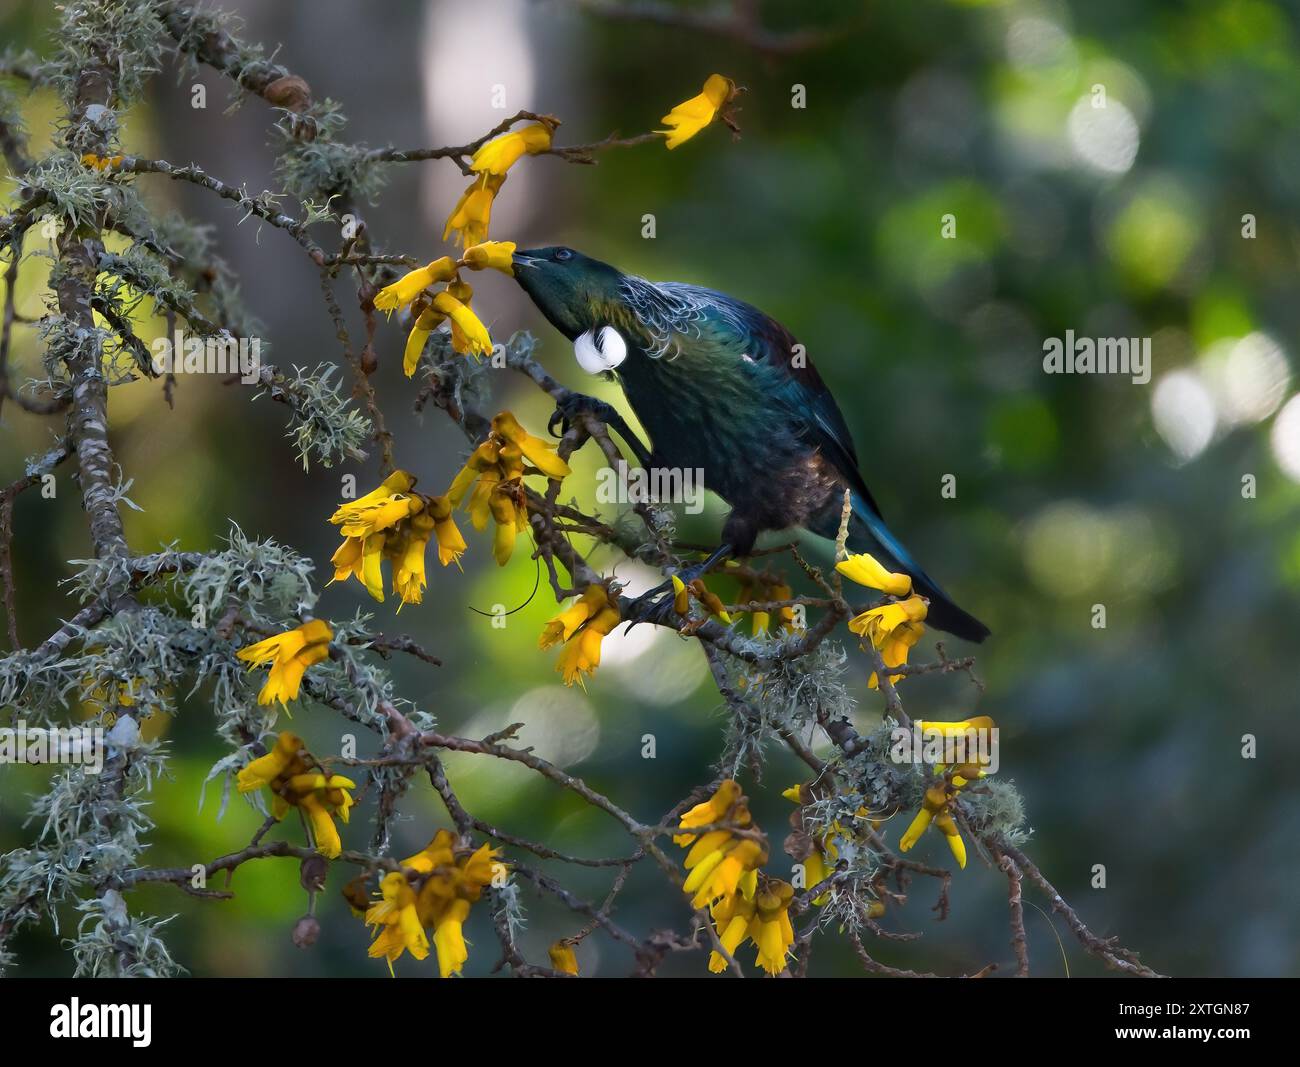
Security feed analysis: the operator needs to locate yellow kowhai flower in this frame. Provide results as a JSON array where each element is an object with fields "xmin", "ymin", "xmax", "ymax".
[
  {"xmin": 393, "ymin": 511, "xmax": 435, "ymax": 607},
  {"xmin": 774, "ymin": 583, "xmax": 802, "ymax": 630},
  {"xmin": 430, "ymin": 897, "xmax": 471, "ymax": 978},
  {"xmin": 469, "ymin": 120, "xmax": 553, "ymax": 175},
  {"xmin": 919, "ymin": 716, "xmax": 997, "ymax": 786},
  {"xmin": 366, "ymin": 871, "xmax": 430, "ymax": 972},
  {"xmin": 898, "ymin": 720, "xmax": 997, "ymax": 873},
  {"xmin": 900, "ymin": 784, "xmax": 968, "ymax": 869},
  {"xmin": 659, "ymin": 73, "xmax": 737, "ymax": 150},
  {"xmin": 446, "ymin": 439, "xmax": 503, "ymax": 509},
  {"xmin": 373, "ymin": 257, "xmax": 457, "ymax": 314},
  {"xmin": 236, "ymin": 731, "xmax": 306, "ymax": 794},
  {"xmin": 284, "ymin": 772, "xmax": 357, "ymax": 858},
  {"xmin": 443, "ymin": 173, "xmax": 505, "ymax": 247},
  {"xmin": 869, "ymin": 619, "xmax": 925, "ymax": 690},
  {"xmin": 462, "ymin": 240, "xmax": 516, "ymax": 275},
  {"xmin": 435, "ymin": 281, "xmax": 492, "ymax": 358},
  {"xmin": 417, "ymin": 841, "xmax": 502, "ymax": 978},
  {"xmin": 708, "ymin": 889, "xmax": 756, "ymax": 972},
  {"xmin": 845, "ymin": 593, "xmax": 927, "ymax": 689},
  {"xmin": 337, "ymin": 492, "xmax": 424, "ymax": 540},
  {"xmin": 488, "ymin": 485, "xmax": 527, "ymax": 567},
  {"xmin": 402, "ymin": 829, "xmax": 457, "ymax": 875},
  {"xmin": 554, "ymin": 600, "xmax": 620, "ymax": 687},
  {"xmin": 236, "ymin": 619, "xmax": 333, "ymax": 706},
  {"xmin": 330, "ymin": 534, "xmax": 365, "ymax": 586},
  {"xmin": 675, "ymin": 779, "xmax": 742, "ymax": 846},
  {"xmin": 236, "ymin": 732, "xmax": 354, "ymax": 857},
  {"xmin": 427, "ymin": 495, "xmax": 467, "ymax": 568},
  {"xmin": 675, "ymin": 781, "xmax": 768, "ymax": 909},
  {"xmin": 848, "ymin": 593, "xmax": 928, "ymax": 644},
  {"xmin": 363, "ymin": 833, "xmax": 503, "ymax": 978},
  {"xmin": 781, "ymin": 783, "xmax": 842, "ymax": 906},
  {"xmin": 464, "ymin": 468, "xmax": 504, "ymax": 532},
  {"xmin": 836, "ymin": 552, "xmax": 912, "ymax": 598},
  {"xmin": 442, "ymin": 415, "xmax": 569, "ymax": 568},
  {"xmin": 403, "ymin": 304, "xmax": 446, "ymax": 377},
  {"xmin": 456, "ymin": 449, "xmax": 525, "ymax": 565},
  {"xmin": 684, "ymin": 834, "xmax": 767, "ymax": 910},
  {"xmin": 918, "ymin": 715, "xmax": 996, "ymax": 737},
  {"xmin": 359, "ymin": 531, "xmax": 387, "ymax": 602},
  {"xmin": 329, "ymin": 470, "xmax": 415, "ymax": 524},
  {"xmin": 803, "ymin": 851, "xmax": 833, "ymax": 902},
  {"xmin": 549, "ymin": 941, "xmax": 579, "ymax": 976},
  {"xmin": 491, "ymin": 411, "xmax": 572, "ymax": 480},
  {"xmin": 329, "ymin": 472, "xmax": 460, "ymax": 603},
  {"xmin": 751, "ymin": 880, "xmax": 796, "ymax": 976},
  {"xmin": 539, "ymin": 585, "xmax": 610, "ymax": 650},
  {"xmin": 455, "ymin": 841, "xmax": 502, "ymax": 894}
]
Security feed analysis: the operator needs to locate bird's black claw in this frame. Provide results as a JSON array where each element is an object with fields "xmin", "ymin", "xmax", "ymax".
[
  {"xmin": 622, "ymin": 580, "xmax": 679, "ymax": 631},
  {"xmin": 548, "ymin": 392, "xmax": 619, "ymax": 439}
]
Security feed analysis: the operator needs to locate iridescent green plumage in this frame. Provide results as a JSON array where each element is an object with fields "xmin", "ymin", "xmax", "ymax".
[{"xmin": 513, "ymin": 246, "xmax": 988, "ymax": 642}]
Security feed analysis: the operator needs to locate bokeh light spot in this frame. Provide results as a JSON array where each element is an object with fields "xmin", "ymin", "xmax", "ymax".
[
  {"xmin": 1067, "ymin": 95, "xmax": 1139, "ymax": 175},
  {"xmin": 1152, "ymin": 370, "xmax": 1217, "ymax": 462},
  {"xmin": 1269, "ymin": 393, "xmax": 1300, "ymax": 482}
]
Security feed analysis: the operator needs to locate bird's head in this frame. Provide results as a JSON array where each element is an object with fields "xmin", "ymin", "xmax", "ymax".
[{"xmin": 511, "ymin": 246, "xmax": 625, "ymax": 340}]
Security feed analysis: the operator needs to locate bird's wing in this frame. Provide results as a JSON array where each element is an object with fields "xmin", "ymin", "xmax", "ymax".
[{"xmin": 661, "ymin": 283, "xmax": 887, "ymax": 521}]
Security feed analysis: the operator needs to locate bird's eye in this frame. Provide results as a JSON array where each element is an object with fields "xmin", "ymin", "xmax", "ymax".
[{"xmin": 554, "ymin": 248, "xmax": 573, "ymax": 262}]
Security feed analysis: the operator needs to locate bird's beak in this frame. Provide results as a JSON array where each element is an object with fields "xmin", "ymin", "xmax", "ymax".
[{"xmin": 511, "ymin": 251, "xmax": 539, "ymax": 270}]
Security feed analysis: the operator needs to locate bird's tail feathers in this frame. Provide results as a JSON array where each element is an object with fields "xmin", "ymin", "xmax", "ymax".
[{"xmin": 848, "ymin": 494, "xmax": 990, "ymax": 644}]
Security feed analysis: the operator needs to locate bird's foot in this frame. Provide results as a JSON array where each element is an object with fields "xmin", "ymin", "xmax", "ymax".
[
  {"xmin": 621, "ymin": 558, "xmax": 718, "ymax": 631},
  {"xmin": 548, "ymin": 392, "xmax": 653, "ymax": 467},
  {"xmin": 622, "ymin": 578, "xmax": 680, "ymax": 630},
  {"xmin": 548, "ymin": 392, "xmax": 622, "ymax": 440}
]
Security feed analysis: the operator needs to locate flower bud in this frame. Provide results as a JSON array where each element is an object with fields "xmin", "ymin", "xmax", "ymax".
[{"xmin": 292, "ymin": 915, "xmax": 320, "ymax": 949}]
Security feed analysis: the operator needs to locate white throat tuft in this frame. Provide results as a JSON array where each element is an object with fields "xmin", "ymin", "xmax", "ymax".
[{"xmin": 573, "ymin": 326, "xmax": 628, "ymax": 375}]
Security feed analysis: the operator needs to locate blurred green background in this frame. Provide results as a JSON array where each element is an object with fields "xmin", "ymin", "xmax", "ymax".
[{"xmin": 3, "ymin": 0, "xmax": 1299, "ymax": 977}]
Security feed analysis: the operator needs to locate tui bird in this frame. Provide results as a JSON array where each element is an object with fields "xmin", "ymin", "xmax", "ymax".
[{"xmin": 511, "ymin": 246, "xmax": 989, "ymax": 642}]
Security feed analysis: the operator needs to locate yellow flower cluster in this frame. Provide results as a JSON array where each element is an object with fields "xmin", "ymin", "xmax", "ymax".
[
  {"xmin": 711, "ymin": 879, "xmax": 795, "ymax": 976},
  {"xmin": 365, "ymin": 830, "xmax": 502, "ymax": 977},
  {"xmin": 236, "ymin": 732, "xmax": 355, "ymax": 858},
  {"xmin": 659, "ymin": 74, "xmax": 739, "ymax": 150},
  {"xmin": 443, "ymin": 119, "xmax": 555, "ymax": 247},
  {"xmin": 446, "ymin": 412, "xmax": 571, "ymax": 567},
  {"xmin": 539, "ymin": 585, "xmax": 621, "ymax": 687},
  {"xmin": 329, "ymin": 470, "xmax": 466, "ymax": 607},
  {"xmin": 836, "ymin": 551, "xmax": 928, "ymax": 689},
  {"xmin": 899, "ymin": 716, "xmax": 997, "ymax": 870},
  {"xmin": 236, "ymin": 619, "xmax": 333, "ymax": 706},
  {"xmin": 674, "ymin": 780, "xmax": 795, "ymax": 976},
  {"xmin": 325, "ymin": 416, "xmax": 562, "ymax": 601},
  {"xmin": 387, "ymin": 122, "xmax": 556, "ymax": 374},
  {"xmin": 373, "ymin": 255, "xmax": 499, "ymax": 372},
  {"xmin": 389, "ymin": 81, "xmax": 741, "ymax": 378}
]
